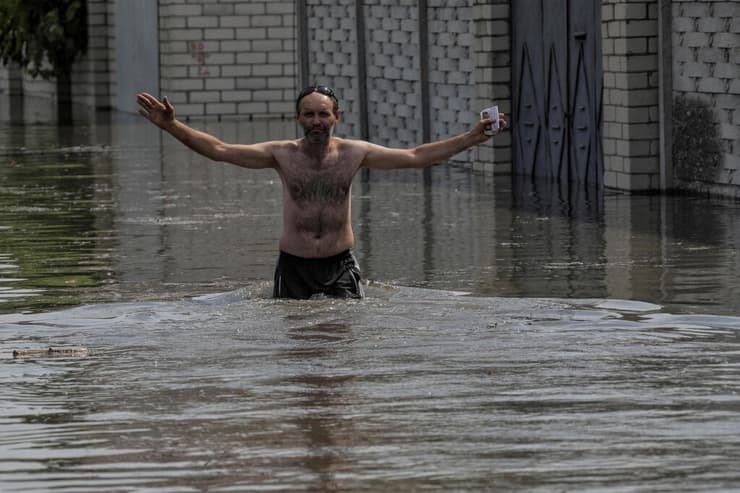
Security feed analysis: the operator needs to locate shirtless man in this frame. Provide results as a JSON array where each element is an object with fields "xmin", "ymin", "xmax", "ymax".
[{"xmin": 136, "ymin": 85, "xmax": 507, "ymax": 299}]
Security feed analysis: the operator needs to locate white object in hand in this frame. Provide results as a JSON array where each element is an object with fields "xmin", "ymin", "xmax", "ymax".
[{"xmin": 480, "ymin": 105, "xmax": 499, "ymax": 135}]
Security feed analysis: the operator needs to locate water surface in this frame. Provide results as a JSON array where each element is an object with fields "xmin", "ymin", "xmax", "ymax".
[
  {"xmin": 1, "ymin": 118, "xmax": 738, "ymax": 314},
  {"xmin": 2, "ymin": 288, "xmax": 740, "ymax": 491},
  {"xmin": 1, "ymin": 118, "xmax": 740, "ymax": 491}
]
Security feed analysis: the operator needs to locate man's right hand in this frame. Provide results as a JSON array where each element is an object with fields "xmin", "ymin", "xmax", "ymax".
[{"xmin": 137, "ymin": 92, "xmax": 175, "ymax": 129}]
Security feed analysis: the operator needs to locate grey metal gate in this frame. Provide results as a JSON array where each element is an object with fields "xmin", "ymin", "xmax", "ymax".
[{"xmin": 512, "ymin": 0, "xmax": 603, "ymax": 186}]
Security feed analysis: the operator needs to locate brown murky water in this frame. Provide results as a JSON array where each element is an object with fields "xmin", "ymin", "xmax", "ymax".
[{"xmin": 1, "ymin": 118, "xmax": 739, "ymax": 491}]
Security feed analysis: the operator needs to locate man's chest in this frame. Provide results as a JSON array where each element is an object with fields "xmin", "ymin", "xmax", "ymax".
[{"xmin": 280, "ymin": 159, "xmax": 358, "ymax": 205}]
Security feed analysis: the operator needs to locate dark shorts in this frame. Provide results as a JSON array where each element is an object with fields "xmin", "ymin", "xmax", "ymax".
[{"xmin": 273, "ymin": 250, "xmax": 365, "ymax": 300}]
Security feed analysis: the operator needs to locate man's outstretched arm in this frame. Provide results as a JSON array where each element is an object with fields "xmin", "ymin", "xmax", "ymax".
[
  {"xmin": 361, "ymin": 114, "xmax": 507, "ymax": 170},
  {"xmin": 136, "ymin": 92, "xmax": 276, "ymax": 169}
]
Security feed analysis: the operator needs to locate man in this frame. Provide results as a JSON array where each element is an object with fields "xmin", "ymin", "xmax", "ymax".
[{"xmin": 136, "ymin": 85, "xmax": 507, "ymax": 299}]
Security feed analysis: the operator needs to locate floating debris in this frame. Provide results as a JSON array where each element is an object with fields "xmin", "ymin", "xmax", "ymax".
[{"xmin": 12, "ymin": 347, "xmax": 89, "ymax": 358}]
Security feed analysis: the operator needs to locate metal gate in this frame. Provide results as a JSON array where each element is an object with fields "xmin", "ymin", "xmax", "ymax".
[{"xmin": 512, "ymin": 0, "xmax": 603, "ymax": 186}]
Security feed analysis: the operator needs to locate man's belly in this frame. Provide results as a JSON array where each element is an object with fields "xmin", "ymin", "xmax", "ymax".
[{"xmin": 279, "ymin": 205, "xmax": 354, "ymax": 258}]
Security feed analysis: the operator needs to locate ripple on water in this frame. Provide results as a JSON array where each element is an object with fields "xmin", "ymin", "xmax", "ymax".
[{"xmin": 1, "ymin": 286, "xmax": 740, "ymax": 491}]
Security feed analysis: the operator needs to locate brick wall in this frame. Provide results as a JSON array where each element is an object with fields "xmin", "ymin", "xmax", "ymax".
[
  {"xmin": 364, "ymin": 0, "xmax": 424, "ymax": 147},
  {"xmin": 13, "ymin": 73, "xmax": 57, "ymax": 122},
  {"xmin": 1, "ymin": 0, "xmax": 511, "ymax": 168},
  {"xmin": 72, "ymin": 0, "xmax": 113, "ymax": 111},
  {"xmin": 598, "ymin": 0, "xmax": 739, "ymax": 194},
  {"xmin": 672, "ymin": 0, "xmax": 740, "ymax": 190},
  {"xmin": 158, "ymin": 0, "xmax": 297, "ymax": 119},
  {"xmin": 300, "ymin": 0, "xmax": 512, "ymax": 169},
  {"xmin": 602, "ymin": 0, "xmax": 662, "ymax": 190},
  {"xmin": 429, "ymin": 0, "xmax": 510, "ymax": 167},
  {"xmin": 472, "ymin": 0, "xmax": 511, "ymax": 173},
  {"xmin": 304, "ymin": 0, "xmax": 362, "ymax": 139},
  {"xmin": 4, "ymin": 0, "xmax": 737, "ymax": 196},
  {"xmin": 0, "ymin": 68, "xmax": 57, "ymax": 123},
  {"xmin": 428, "ymin": 0, "xmax": 475, "ymax": 161},
  {"xmin": 0, "ymin": 0, "xmax": 113, "ymax": 122}
]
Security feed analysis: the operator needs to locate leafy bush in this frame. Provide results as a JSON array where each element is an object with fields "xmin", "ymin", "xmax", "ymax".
[
  {"xmin": 672, "ymin": 95, "xmax": 722, "ymax": 183},
  {"xmin": 0, "ymin": 0, "xmax": 87, "ymax": 78}
]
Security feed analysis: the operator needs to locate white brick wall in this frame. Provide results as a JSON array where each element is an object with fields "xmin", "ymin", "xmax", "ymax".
[
  {"xmin": 72, "ymin": 0, "xmax": 113, "ymax": 111},
  {"xmin": 0, "ymin": 59, "xmax": 57, "ymax": 123},
  {"xmin": 304, "ymin": 0, "xmax": 361, "ymax": 138},
  {"xmin": 301, "ymin": 0, "xmax": 513, "ymax": 168},
  {"xmin": 428, "ymin": 0, "xmax": 475, "ymax": 163},
  {"xmin": 365, "ymin": 0, "xmax": 423, "ymax": 148},
  {"xmin": 602, "ymin": 0, "xmax": 662, "ymax": 190},
  {"xmin": 472, "ymin": 0, "xmax": 511, "ymax": 173},
  {"xmin": 2, "ymin": 0, "xmax": 734, "ymax": 195},
  {"xmin": 158, "ymin": 0, "xmax": 298, "ymax": 120},
  {"xmin": 673, "ymin": 0, "xmax": 740, "ymax": 188}
]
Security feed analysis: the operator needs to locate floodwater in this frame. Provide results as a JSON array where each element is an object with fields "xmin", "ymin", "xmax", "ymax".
[{"xmin": 1, "ymin": 116, "xmax": 739, "ymax": 491}]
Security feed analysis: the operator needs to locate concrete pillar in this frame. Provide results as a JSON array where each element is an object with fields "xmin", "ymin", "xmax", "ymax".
[
  {"xmin": 115, "ymin": 0, "xmax": 160, "ymax": 114},
  {"xmin": 472, "ymin": 0, "xmax": 512, "ymax": 174},
  {"xmin": 601, "ymin": 0, "xmax": 662, "ymax": 191}
]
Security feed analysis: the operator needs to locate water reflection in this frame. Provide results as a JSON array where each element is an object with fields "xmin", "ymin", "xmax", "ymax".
[
  {"xmin": 503, "ymin": 176, "xmax": 608, "ymax": 299},
  {"xmin": 0, "ymin": 128, "xmax": 115, "ymax": 311},
  {"xmin": 2, "ymin": 291, "xmax": 739, "ymax": 490},
  {"xmin": 0, "ymin": 117, "xmax": 739, "ymax": 315},
  {"xmin": 283, "ymin": 321, "xmax": 358, "ymax": 491},
  {"xmin": 2, "ymin": 115, "xmax": 740, "ymax": 491}
]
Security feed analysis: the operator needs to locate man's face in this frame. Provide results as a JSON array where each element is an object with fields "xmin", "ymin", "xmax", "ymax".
[{"xmin": 296, "ymin": 92, "xmax": 339, "ymax": 145}]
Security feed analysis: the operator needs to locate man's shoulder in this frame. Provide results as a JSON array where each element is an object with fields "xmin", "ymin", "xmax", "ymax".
[
  {"xmin": 267, "ymin": 138, "xmax": 301, "ymax": 149},
  {"xmin": 334, "ymin": 136, "xmax": 371, "ymax": 154},
  {"xmin": 262, "ymin": 138, "xmax": 302, "ymax": 159},
  {"xmin": 334, "ymin": 136, "xmax": 365, "ymax": 145}
]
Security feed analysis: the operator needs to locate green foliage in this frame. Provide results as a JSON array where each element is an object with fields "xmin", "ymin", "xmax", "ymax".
[
  {"xmin": 0, "ymin": 0, "xmax": 88, "ymax": 79},
  {"xmin": 672, "ymin": 95, "xmax": 722, "ymax": 183}
]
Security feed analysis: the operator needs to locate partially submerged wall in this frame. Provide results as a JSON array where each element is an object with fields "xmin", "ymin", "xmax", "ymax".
[
  {"xmin": 601, "ymin": 0, "xmax": 662, "ymax": 190},
  {"xmin": 0, "ymin": 0, "xmax": 112, "ymax": 123},
  {"xmin": 1, "ymin": 0, "xmax": 738, "ymax": 196},
  {"xmin": 672, "ymin": 0, "xmax": 740, "ymax": 197}
]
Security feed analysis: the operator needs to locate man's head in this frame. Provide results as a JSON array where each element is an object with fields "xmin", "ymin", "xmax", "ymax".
[
  {"xmin": 295, "ymin": 85, "xmax": 341, "ymax": 145},
  {"xmin": 296, "ymin": 85, "xmax": 339, "ymax": 114}
]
